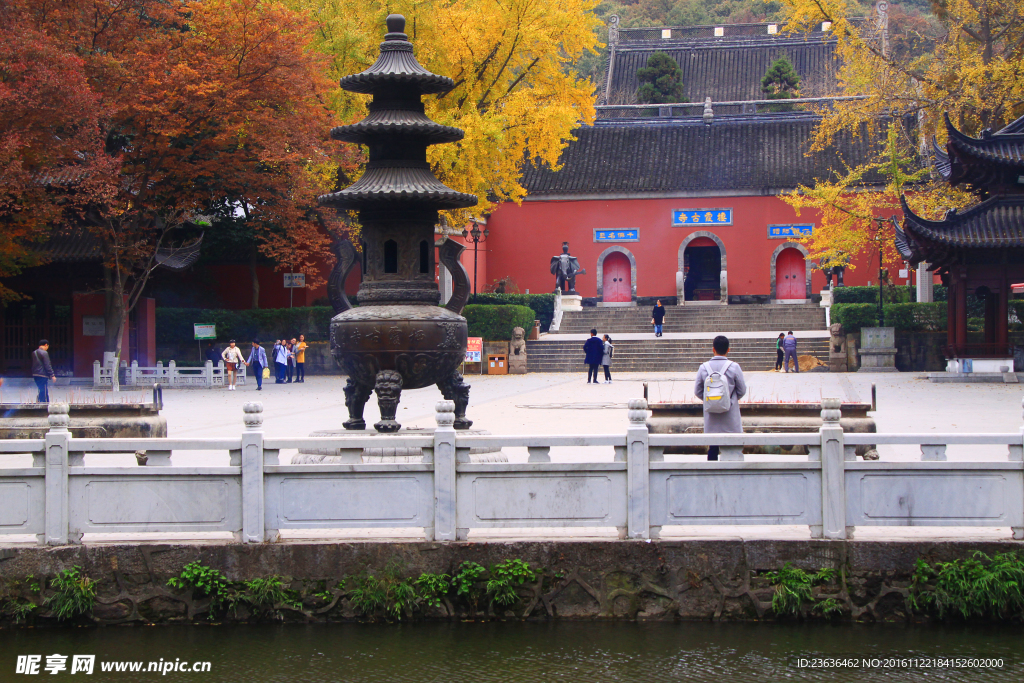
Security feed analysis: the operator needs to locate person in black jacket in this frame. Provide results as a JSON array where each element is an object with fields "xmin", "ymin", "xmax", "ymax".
[
  {"xmin": 31, "ymin": 340, "xmax": 55, "ymax": 403},
  {"xmin": 651, "ymin": 300, "xmax": 666, "ymax": 337},
  {"xmin": 583, "ymin": 329, "xmax": 604, "ymax": 384}
]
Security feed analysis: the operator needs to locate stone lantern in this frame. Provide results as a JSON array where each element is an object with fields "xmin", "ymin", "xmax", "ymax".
[{"xmin": 320, "ymin": 14, "xmax": 476, "ymax": 433}]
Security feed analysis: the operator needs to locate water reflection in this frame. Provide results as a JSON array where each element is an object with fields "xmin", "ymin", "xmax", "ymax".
[{"xmin": 1, "ymin": 621, "xmax": 1019, "ymax": 682}]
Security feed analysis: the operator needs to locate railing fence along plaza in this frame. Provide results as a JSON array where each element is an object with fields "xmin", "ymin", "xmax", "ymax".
[
  {"xmin": 93, "ymin": 360, "xmax": 246, "ymax": 388},
  {"xmin": 2, "ymin": 398, "xmax": 1023, "ymax": 545}
]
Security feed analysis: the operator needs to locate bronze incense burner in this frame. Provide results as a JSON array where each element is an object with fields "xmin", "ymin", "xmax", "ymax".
[{"xmin": 320, "ymin": 14, "xmax": 475, "ymax": 433}]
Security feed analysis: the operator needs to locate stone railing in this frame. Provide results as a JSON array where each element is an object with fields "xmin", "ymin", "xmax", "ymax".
[
  {"xmin": 2, "ymin": 399, "xmax": 1023, "ymax": 545},
  {"xmin": 93, "ymin": 360, "xmax": 246, "ymax": 389}
]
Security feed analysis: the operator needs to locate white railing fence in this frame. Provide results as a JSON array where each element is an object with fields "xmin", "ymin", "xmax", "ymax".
[
  {"xmin": 93, "ymin": 360, "xmax": 246, "ymax": 389},
  {"xmin": 2, "ymin": 398, "xmax": 1023, "ymax": 545}
]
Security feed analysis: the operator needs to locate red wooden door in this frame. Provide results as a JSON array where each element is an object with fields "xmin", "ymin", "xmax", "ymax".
[
  {"xmin": 602, "ymin": 252, "xmax": 631, "ymax": 302},
  {"xmin": 776, "ymin": 248, "xmax": 805, "ymax": 300}
]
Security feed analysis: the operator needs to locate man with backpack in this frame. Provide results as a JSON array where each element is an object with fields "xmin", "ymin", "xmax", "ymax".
[
  {"xmin": 782, "ymin": 330, "xmax": 799, "ymax": 373},
  {"xmin": 694, "ymin": 335, "xmax": 747, "ymax": 461}
]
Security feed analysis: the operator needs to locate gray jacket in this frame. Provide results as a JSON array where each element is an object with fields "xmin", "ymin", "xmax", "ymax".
[
  {"xmin": 693, "ymin": 356, "xmax": 747, "ymax": 433},
  {"xmin": 602, "ymin": 341, "xmax": 613, "ymax": 366},
  {"xmin": 31, "ymin": 348, "xmax": 54, "ymax": 378}
]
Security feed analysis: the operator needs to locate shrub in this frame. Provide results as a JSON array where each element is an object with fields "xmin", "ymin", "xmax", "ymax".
[
  {"xmin": 463, "ymin": 304, "xmax": 536, "ymax": 341},
  {"xmin": 45, "ymin": 567, "xmax": 96, "ymax": 621},
  {"xmin": 910, "ymin": 552, "xmax": 1024, "ymax": 620},
  {"xmin": 883, "ymin": 303, "xmax": 947, "ymax": 331},
  {"xmin": 156, "ymin": 307, "xmax": 335, "ymax": 343},
  {"xmin": 764, "ymin": 563, "xmax": 836, "ymax": 617},
  {"xmin": 467, "ymin": 293, "xmax": 555, "ymax": 332},
  {"xmin": 831, "ymin": 303, "xmax": 878, "ymax": 335},
  {"xmin": 167, "ymin": 561, "xmax": 233, "ymax": 618},
  {"xmin": 241, "ymin": 576, "xmax": 300, "ymax": 615},
  {"xmin": 832, "ymin": 285, "xmax": 914, "ymax": 304},
  {"xmin": 349, "ymin": 564, "xmax": 417, "ymax": 621},
  {"xmin": 486, "ymin": 559, "xmax": 536, "ymax": 606}
]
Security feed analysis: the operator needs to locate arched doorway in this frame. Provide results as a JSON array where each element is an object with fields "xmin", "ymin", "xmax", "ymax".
[
  {"xmin": 596, "ymin": 246, "xmax": 637, "ymax": 305},
  {"xmin": 770, "ymin": 242, "xmax": 811, "ymax": 302},
  {"xmin": 682, "ymin": 237, "xmax": 721, "ymax": 301}
]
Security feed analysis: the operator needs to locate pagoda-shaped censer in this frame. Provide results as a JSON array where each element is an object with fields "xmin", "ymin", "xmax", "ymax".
[{"xmin": 320, "ymin": 14, "xmax": 476, "ymax": 433}]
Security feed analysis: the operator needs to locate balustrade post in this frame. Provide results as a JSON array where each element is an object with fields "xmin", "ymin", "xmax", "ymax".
[
  {"xmin": 816, "ymin": 398, "xmax": 848, "ymax": 539},
  {"xmin": 168, "ymin": 360, "xmax": 177, "ymax": 387},
  {"xmin": 43, "ymin": 404, "xmax": 71, "ymax": 545},
  {"xmin": 129, "ymin": 360, "xmax": 139, "ymax": 387},
  {"xmin": 433, "ymin": 401, "xmax": 457, "ymax": 542},
  {"xmin": 240, "ymin": 402, "xmax": 266, "ymax": 543},
  {"xmin": 205, "ymin": 360, "xmax": 214, "ymax": 388},
  {"xmin": 92, "ymin": 360, "xmax": 101, "ymax": 389},
  {"xmin": 626, "ymin": 398, "xmax": 651, "ymax": 540}
]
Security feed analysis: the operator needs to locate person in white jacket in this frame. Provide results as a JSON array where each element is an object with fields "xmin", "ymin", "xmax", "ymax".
[{"xmin": 221, "ymin": 340, "xmax": 246, "ymax": 390}]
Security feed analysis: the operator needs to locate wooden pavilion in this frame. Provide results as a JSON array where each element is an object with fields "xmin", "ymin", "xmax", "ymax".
[{"xmin": 895, "ymin": 113, "xmax": 1024, "ymax": 365}]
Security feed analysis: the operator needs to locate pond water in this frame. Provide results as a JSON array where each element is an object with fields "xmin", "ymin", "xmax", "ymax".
[{"xmin": 1, "ymin": 621, "xmax": 1019, "ymax": 682}]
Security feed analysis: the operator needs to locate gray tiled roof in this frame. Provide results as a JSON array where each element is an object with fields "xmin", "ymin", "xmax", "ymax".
[
  {"xmin": 606, "ymin": 37, "xmax": 840, "ymax": 105},
  {"xmin": 521, "ymin": 114, "xmax": 884, "ymax": 197},
  {"xmin": 946, "ymin": 113, "xmax": 1024, "ymax": 168},
  {"xmin": 899, "ymin": 195, "xmax": 1024, "ymax": 249}
]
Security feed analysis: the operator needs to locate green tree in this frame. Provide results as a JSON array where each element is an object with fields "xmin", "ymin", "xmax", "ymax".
[
  {"xmin": 760, "ymin": 56, "xmax": 801, "ymax": 111},
  {"xmin": 636, "ymin": 51, "xmax": 686, "ymax": 104}
]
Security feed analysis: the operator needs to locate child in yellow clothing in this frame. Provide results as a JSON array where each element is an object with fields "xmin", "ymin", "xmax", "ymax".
[{"xmin": 295, "ymin": 334, "xmax": 308, "ymax": 383}]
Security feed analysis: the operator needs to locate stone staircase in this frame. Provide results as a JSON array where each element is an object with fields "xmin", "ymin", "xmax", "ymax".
[
  {"xmin": 555, "ymin": 303, "xmax": 826, "ymax": 335},
  {"xmin": 526, "ymin": 336, "xmax": 830, "ymax": 373}
]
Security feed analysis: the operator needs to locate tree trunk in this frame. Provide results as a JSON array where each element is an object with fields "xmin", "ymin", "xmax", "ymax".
[
  {"xmin": 250, "ymin": 241, "xmax": 260, "ymax": 309},
  {"xmin": 102, "ymin": 265, "xmax": 128, "ymax": 393}
]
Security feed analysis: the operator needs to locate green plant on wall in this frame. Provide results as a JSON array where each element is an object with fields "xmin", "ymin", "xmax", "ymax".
[
  {"xmin": 241, "ymin": 576, "xmax": 300, "ymax": 616},
  {"xmin": 45, "ymin": 566, "xmax": 96, "ymax": 621},
  {"xmin": 909, "ymin": 552, "xmax": 1024, "ymax": 620},
  {"xmin": 167, "ymin": 562, "xmax": 234, "ymax": 619},
  {"xmin": 453, "ymin": 561, "xmax": 487, "ymax": 610},
  {"xmin": 415, "ymin": 573, "xmax": 453, "ymax": 609},
  {"xmin": 486, "ymin": 559, "xmax": 536, "ymax": 606},
  {"xmin": 349, "ymin": 563, "xmax": 417, "ymax": 621},
  {"xmin": 765, "ymin": 563, "xmax": 837, "ymax": 617}
]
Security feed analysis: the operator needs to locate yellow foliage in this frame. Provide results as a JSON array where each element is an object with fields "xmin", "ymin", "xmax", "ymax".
[
  {"xmin": 779, "ymin": 0, "xmax": 1024, "ymax": 263},
  {"xmin": 285, "ymin": 0, "xmax": 601, "ymax": 222}
]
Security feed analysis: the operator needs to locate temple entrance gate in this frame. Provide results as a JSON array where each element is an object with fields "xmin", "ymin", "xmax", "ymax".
[
  {"xmin": 682, "ymin": 237, "xmax": 721, "ymax": 301},
  {"xmin": 601, "ymin": 251, "xmax": 632, "ymax": 303},
  {"xmin": 775, "ymin": 248, "xmax": 806, "ymax": 300}
]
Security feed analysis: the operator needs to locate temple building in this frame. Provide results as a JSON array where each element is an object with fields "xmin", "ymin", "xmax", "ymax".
[
  {"xmin": 479, "ymin": 19, "xmax": 899, "ymax": 304},
  {"xmin": 895, "ymin": 114, "xmax": 1024, "ymax": 369}
]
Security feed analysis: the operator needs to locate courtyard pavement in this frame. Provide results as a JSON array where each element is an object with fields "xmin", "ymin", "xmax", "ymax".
[{"xmin": 1, "ymin": 370, "xmax": 1021, "ymax": 543}]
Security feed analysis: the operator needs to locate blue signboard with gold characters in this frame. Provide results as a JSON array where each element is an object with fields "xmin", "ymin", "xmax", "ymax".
[
  {"xmin": 672, "ymin": 208, "xmax": 732, "ymax": 226},
  {"xmin": 594, "ymin": 229, "xmax": 639, "ymax": 242},
  {"xmin": 768, "ymin": 224, "xmax": 814, "ymax": 239}
]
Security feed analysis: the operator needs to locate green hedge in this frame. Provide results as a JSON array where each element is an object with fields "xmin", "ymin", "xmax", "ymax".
[
  {"xmin": 883, "ymin": 303, "xmax": 947, "ymax": 331},
  {"xmin": 832, "ymin": 302, "xmax": 949, "ymax": 334},
  {"xmin": 466, "ymin": 293, "xmax": 555, "ymax": 332},
  {"xmin": 463, "ymin": 304, "xmax": 536, "ymax": 341},
  {"xmin": 832, "ymin": 285, "xmax": 915, "ymax": 304},
  {"xmin": 157, "ymin": 307, "xmax": 335, "ymax": 343}
]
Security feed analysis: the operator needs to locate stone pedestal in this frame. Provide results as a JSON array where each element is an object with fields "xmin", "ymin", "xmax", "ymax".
[
  {"xmin": 857, "ymin": 327, "xmax": 898, "ymax": 372},
  {"xmin": 560, "ymin": 294, "xmax": 583, "ymax": 311},
  {"xmin": 819, "ymin": 289, "xmax": 833, "ymax": 307},
  {"xmin": 293, "ymin": 428, "xmax": 506, "ymax": 463}
]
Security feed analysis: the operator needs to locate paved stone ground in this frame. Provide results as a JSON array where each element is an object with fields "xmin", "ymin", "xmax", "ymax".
[{"xmin": 1, "ymin": 371, "xmax": 1021, "ymax": 542}]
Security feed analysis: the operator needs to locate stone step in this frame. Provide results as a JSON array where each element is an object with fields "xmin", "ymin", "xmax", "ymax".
[
  {"xmin": 554, "ymin": 304, "xmax": 827, "ymax": 335},
  {"xmin": 525, "ymin": 337, "xmax": 829, "ymax": 373}
]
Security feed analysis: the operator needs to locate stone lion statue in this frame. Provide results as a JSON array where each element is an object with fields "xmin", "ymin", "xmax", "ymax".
[
  {"xmin": 829, "ymin": 322, "xmax": 848, "ymax": 372},
  {"xmin": 509, "ymin": 326, "xmax": 527, "ymax": 374}
]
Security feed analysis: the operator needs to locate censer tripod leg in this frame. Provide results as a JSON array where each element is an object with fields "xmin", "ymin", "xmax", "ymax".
[
  {"xmin": 373, "ymin": 370, "xmax": 403, "ymax": 433},
  {"xmin": 343, "ymin": 377, "xmax": 373, "ymax": 430},
  {"xmin": 438, "ymin": 370, "xmax": 473, "ymax": 430}
]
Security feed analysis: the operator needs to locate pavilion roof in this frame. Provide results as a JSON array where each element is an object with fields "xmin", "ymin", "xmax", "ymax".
[
  {"xmin": 895, "ymin": 195, "xmax": 1024, "ymax": 264},
  {"xmin": 942, "ymin": 113, "xmax": 1024, "ymax": 193}
]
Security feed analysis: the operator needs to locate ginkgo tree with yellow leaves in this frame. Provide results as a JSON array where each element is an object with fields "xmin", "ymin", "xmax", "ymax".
[
  {"xmin": 285, "ymin": 0, "xmax": 602, "ymax": 223},
  {"xmin": 779, "ymin": 0, "xmax": 1024, "ymax": 271}
]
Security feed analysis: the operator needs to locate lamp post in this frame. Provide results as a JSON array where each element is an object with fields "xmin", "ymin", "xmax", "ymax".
[
  {"xmin": 875, "ymin": 217, "xmax": 885, "ymax": 327},
  {"xmin": 461, "ymin": 219, "xmax": 489, "ymax": 295}
]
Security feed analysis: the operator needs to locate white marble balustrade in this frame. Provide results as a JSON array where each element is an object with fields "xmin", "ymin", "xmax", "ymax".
[{"xmin": 1, "ymin": 398, "xmax": 1023, "ymax": 545}]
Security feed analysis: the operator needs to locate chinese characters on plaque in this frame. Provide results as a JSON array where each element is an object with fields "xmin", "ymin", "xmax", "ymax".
[
  {"xmin": 593, "ymin": 229, "xmax": 639, "ymax": 242},
  {"xmin": 767, "ymin": 224, "xmax": 814, "ymax": 239},
  {"xmin": 671, "ymin": 208, "xmax": 732, "ymax": 227}
]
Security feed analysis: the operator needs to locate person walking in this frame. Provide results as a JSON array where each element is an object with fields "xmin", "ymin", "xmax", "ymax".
[
  {"xmin": 583, "ymin": 328, "xmax": 604, "ymax": 384},
  {"xmin": 31, "ymin": 339, "xmax": 56, "ymax": 403},
  {"xmin": 221, "ymin": 340, "xmax": 245, "ymax": 391},
  {"xmin": 204, "ymin": 342, "xmax": 221, "ymax": 366},
  {"xmin": 601, "ymin": 334, "xmax": 614, "ymax": 383},
  {"xmin": 782, "ymin": 330, "xmax": 799, "ymax": 373},
  {"xmin": 775, "ymin": 333, "xmax": 785, "ymax": 371},
  {"xmin": 272, "ymin": 339, "xmax": 288, "ymax": 383},
  {"xmin": 651, "ymin": 300, "xmax": 666, "ymax": 337},
  {"xmin": 694, "ymin": 335, "xmax": 747, "ymax": 461},
  {"xmin": 246, "ymin": 340, "xmax": 268, "ymax": 391},
  {"xmin": 295, "ymin": 334, "xmax": 308, "ymax": 383}
]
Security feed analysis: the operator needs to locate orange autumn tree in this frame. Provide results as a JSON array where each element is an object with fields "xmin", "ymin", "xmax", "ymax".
[
  {"xmin": 6, "ymin": 0, "xmax": 355, "ymax": 366},
  {"xmin": 0, "ymin": 20, "xmax": 112, "ymax": 303}
]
